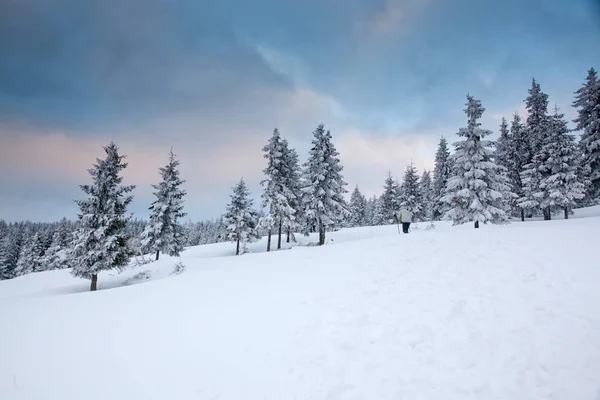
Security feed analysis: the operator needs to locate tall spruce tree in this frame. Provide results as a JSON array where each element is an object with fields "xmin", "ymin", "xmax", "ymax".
[
  {"xmin": 539, "ymin": 107, "xmax": 586, "ymax": 218},
  {"xmin": 432, "ymin": 137, "xmax": 451, "ymax": 220},
  {"xmin": 419, "ymin": 170, "xmax": 434, "ymax": 222},
  {"xmin": 69, "ymin": 142, "xmax": 135, "ymax": 291},
  {"xmin": 142, "ymin": 149, "xmax": 187, "ymax": 260},
  {"xmin": 399, "ymin": 163, "xmax": 422, "ymax": 220},
  {"xmin": 380, "ymin": 172, "xmax": 401, "ymax": 224},
  {"xmin": 520, "ymin": 80, "xmax": 552, "ymax": 219},
  {"xmin": 224, "ymin": 178, "xmax": 260, "ymax": 255},
  {"xmin": 509, "ymin": 113, "xmax": 529, "ymax": 220},
  {"xmin": 281, "ymin": 138, "xmax": 302, "ymax": 243},
  {"xmin": 348, "ymin": 186, "xmax": 368, "ymax": 227},
  {"xmin": 573, "ymin": 67, "xmax": 600, "ymax": 202},
  {"xmin": 442, "ymin": 95, "xmax": 511, "ymax": 228},
  {"xmin": 261, "ymin": 129, "xmax": 298, "ymax": 251},
  {"xmin": 301, "ymin": 124, "xmax": 348, "ymax": 245}
]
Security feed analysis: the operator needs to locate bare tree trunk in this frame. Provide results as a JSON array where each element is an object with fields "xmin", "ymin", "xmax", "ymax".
[
  {"xmin": 318, "ymin": 222, "xmax": 325, "ymax": 245},
  {"xmin": 277, "ymin": 219, "xmax": 282, "ymax": 250},
  {"xmin": 564, "ymin": 206, "xmax": 569, "ymax": 220},
  {"xmin": 474, "ymin": 220, "xmax": 479, "ymax": 229},
  {"xmin": 286, "ymin": 227, "xmax": 291, "ymax": 243},
  {"xmin": 546, "ymin": 207, "xmax": 552, "ymax": 221},
  {"xmin": 236, "ymin": 238, "xmax": 240, "ymax": 256},
  {"xmin": 155, "ymin": 250, "xmax": 160, "ymax": 261},
  {"xmin": 90, "ymin": 274, "xmax": 98, "ymax": 291},
  {"xmin": 520, "ymin": 208, "xmax": 525, "ymax": 222},
  {"xmin": 267, "ymin": 229, "xmax": 272, "ymax": 252}
]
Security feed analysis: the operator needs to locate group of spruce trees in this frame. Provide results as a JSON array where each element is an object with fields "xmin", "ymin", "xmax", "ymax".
[{"xmin": 1, "ymin": 68, "xmax": 599, "ymax": 288}]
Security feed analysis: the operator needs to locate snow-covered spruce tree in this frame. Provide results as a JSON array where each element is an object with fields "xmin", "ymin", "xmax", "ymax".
[
  {"xmin": 141, "ymin": 149, "xmax": 187, "ymax": 260},
  {"xmin": 432, "ymin": 137, "xmax": 451, "ymax": 220},
  {"xmin": 224, "ymin": 178, "xmax": 260, "ymax": 255},
  {"xmin": 261, "ymin": 129, "xmax": 298, "ymax": 251},
  {"xmin": 280, "ymin": 138, "xmax": 302, "ymax": 243},
  {"xmin": 348, "ymin": 185, "xmax": 368, "ymax": 227},
  {"xmin": 14, "ymin": 232, "xmax": 45, "ymax": 276},
  {"xmin": 371, "ymin": 196, "xmax": 386, "ymax": 226},
  {"xmin": 519, "ymin": 80, "xmax": 552, "ymax": 219},
  {"xmin": 496, "ymin": 118, "xmax": 512, "ymax": 173},
  {"xmin": 42, "ymin": 218, "xmax": 73, "ymax": 270},
  {"xmin": 509, "ymin": 113, "xmax": 529, "ymax": 220},
  {"xmin": 419, "ymin": 170, "xmax": 434, "ymax": 222},
  {"xmin": 442, "ymin": 95, "xmax": 512, "ymax": 228},
  {"xmin": 399, "ymin": 163, "xmax": 422, "ymax": 220},
  {"xmin": 539, "ymin": 107, "xmax": 586, "ymax": 218},
  {"xmin": 526, "ymin": 78, "xmax": 551, "ymax": 158},
  {"xmin": 0, "ymin": 224, "xmax": 23, "ymax": 280},
  {"xmin": 380, "ymin": 172, "xmax": 401, "ymax": 224},
  {"xmin": 69, "ymin": 142, "xmax": 135, "ymax": 291},
  {"xmin": 301, "ymin": 124, "xmax": 349, "ymax": 245},
  {"xmin": 573, "ymin": 67, "xmax": 600, "ymax": 202}
]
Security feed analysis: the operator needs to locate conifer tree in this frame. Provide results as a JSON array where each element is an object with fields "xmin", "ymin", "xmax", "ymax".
[
  {"xmin": 419, "ymin": 170, "xmax": 434, "ymax": 221},
  {"xmin": 14, "ymin": 232, "xmax": 45, "ymax": 276},
  {"xmin": 432, "ymin": 137, "xmax": 451, "ymax": 220},
  {"xmin": 510, "ymin": 113, "xmax": 529, "ymax": 220},
  {"xmin": 573, "ymin": 67, "xmax": 600, "ymax": 201},
  {"xmin": 281, "ymin": 138, "xmax": 302, "ymax": 243},
  {"xmin": 142, "ymin": 149, "xmax": 187, "ymax": 260},
  {"xmin": 224, "ymin": 178, "xmax": 260, "ymax": 255},
  {"xmin": 42, "ymin": 218, "xmax": 73, "ymax": 270},
  {"xmin": 348, "ymin": 185, "xmax": 368, "ymax": 227},
  {"xmin": 539, "ymin": 107, "xmax": 586, "ymax": 218},
  {"xmin": 301, "ymin": 124, "xmax": 348, "ymax": 245},
  {"xmin": 69, "ymin": 142, "xmax": 135, "ymax": 291},
  {"xmin": 261, "ymin": 129, "xmax": 298, "ymax": 251},
  {"xmin": 520, "ymin": 80, "xmax": 552, "ymax": 219},
  {"xmin": 399, "ymin": 163, "xmax": 422, "ymax": 219},
  {"xmin": 442, "ymin": 95, "xmax": 511, "ymax": 228},
  {"xmin": 380, "ymin": 172, "xmax": 400, "ymax": 224},
  {"xmin": 0, "ymin": 225, "xmax": 23, "ymax": 280}
]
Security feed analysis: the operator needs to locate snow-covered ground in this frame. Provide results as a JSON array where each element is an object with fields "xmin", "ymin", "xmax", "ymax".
[{"xmin": 1, "ymin": 207, "xmax": 600, "ymax": 399}]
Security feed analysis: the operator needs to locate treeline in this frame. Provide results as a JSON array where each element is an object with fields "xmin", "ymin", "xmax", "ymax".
[{"xmin": 1, "ymin": 67, "xmax": 599, "ymax": 288}]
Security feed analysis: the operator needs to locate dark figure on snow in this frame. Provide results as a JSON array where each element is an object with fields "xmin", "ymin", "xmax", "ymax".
[{"xmin": 399, "ymin": 208, "xmax": 412, "ymax": 234}]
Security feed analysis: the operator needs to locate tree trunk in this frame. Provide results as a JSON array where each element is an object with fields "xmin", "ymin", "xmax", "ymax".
[
  {"xmin": 155, "ymin": 250, "xmax": 160, "ymax": 261},
  {"xmin": 277, "ymin": 219, "xmax": 282, "ymax": 250},
  {"xmin": 474, "ymin": 220, "xmax": 479, "ymax": 229},
  {"xmin": 236, "ymin": 238, "xmax": 240, "ymax": 256},
  {"xmin": 564, "ymin": 206, "xmax": 569, "ymax": 220},
  {"xmin": 267, "ymin": 229, "xmax": 272, "ymax": 252},
  {"xmin": 546, "ymin": 207, "xmax": 552, "ymax": 221},
  {"xmin": 90, "ymin": 274, "xmax": 98, "ymax": 291},
  {"xmin": 318, "ymin": 222, "xmax": 326, "ymax": 245},
  {"xmin": 520, "ymin": 208, "xmax": 525, "ymax": 222},
  {"xmin": 286, "ymin": 227, "xmax": 291, "ymax": 243}
]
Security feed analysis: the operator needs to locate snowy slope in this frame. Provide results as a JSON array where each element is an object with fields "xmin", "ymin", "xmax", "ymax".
[{"xmin": 1, "ymin": 210, "xmax": 600, "ymax": 399}]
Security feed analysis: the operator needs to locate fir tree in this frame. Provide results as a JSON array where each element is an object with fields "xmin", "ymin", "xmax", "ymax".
[
  {"xmin": 261, "ymin": 129, "xmax": 298, "ymax": 251},
  {"xmin": 520, "ymin": 80, "xmax": 552, "ymax": 219},
  {"xmin": 419, "ymin": 170, "xmax": 434, "ymax": 222},
  {"xmin": 224, "ymin": 178, "xmax": 260, "ymax": 255},
  {"xmin": 348, "ymin": 185, "xmax": 368, "ymax": 227},
  {"xmin": 69, "ymin": 142, "xmax": 135, "ymax": 291},
  {"xmin": 432, "ymin": 137, "xmax": 451, "ymax": 220},
  {"xmin": 43, "ymin": 219, "xmax": 73, "ymax": 271},
  {"xmin": 539, "ymin": 107, "xmax": 586, "ymax": 218},
  {"xmin": 301, "ymin": 124, "xmax": 348, "ymax": 245},
  {"xmin": 142, "ymin": 149, "xmax": 187, "ymax": 260},
  {"xmin": 525, "ymin": 78, "xmax": 551, "ymax": 157},
  {"xmin": 509, "ymin": 113, "xmax": 529, "ymax": 220},
  {"xmin": 0, "ymin": 224, "xmax": 23, "ymax": 280},
  {"xmin": 399, "ymin": 163, "xmax": 422, "ymax": 220},
  {"xmin": 496, "ymin": 118, "xmax": 512, "ymax": 172},
  {"xmin": 380, "ymin": 172, "xmax": 401, "ymax": 224},
  {"xmin": 14, "ymin": 232, "xmax": 45, "ymax": 276},
  {"xmin": 573, "ymin": 67, "xmax": 600, "ymax": 201},
  {"xmin": 281, "ymin": 138, "xmax": 302, "ymax": 243},
  {"xmin": 442, "ymin": 95, "xmax": 512, "ymax": 228}
]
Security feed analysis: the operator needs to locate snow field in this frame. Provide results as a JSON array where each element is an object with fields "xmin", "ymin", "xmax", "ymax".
[{"xmin": 1, "ymin": 211, "xmax": 600, "ymax": 399}]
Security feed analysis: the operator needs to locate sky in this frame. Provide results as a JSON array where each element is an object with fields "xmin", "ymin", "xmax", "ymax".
[{"xmin": 1, "ymin": 0, "xmax": 599, "ymax": 222}]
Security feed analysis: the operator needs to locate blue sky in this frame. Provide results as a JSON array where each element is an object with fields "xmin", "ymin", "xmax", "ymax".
[{"xmin": 1, "ymin": 0, "xmax": 599, "ymax": 222}]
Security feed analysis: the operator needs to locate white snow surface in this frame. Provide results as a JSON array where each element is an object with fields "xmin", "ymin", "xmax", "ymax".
[{"xmin": 1, "ymin": 208, "xmax": 600, "ymax": 399}]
